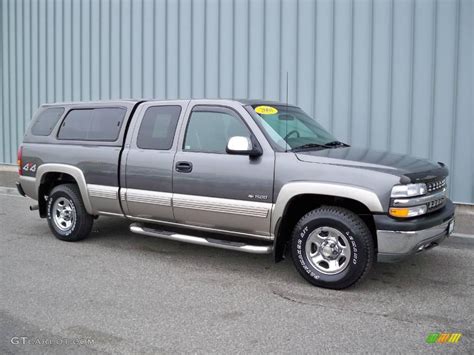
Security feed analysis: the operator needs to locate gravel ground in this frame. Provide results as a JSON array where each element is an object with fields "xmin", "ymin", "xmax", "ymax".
[{"xmin": 0, "ymin": 189, "xmax": 473, "ymax": 354}]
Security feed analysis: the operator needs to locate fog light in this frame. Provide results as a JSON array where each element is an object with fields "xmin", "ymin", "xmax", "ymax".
[{"xmin": 389, "ymin": 205, "xmax": 427, "ymax": 218}]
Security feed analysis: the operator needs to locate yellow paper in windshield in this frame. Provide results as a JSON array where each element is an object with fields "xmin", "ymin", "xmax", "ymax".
[{"xmin": 255, "ymin": 105, "xmax": 278, "ymax": 115}]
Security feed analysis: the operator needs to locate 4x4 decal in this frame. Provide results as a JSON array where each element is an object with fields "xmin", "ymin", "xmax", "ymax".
[{"xmin": 22, "ymin": 163, "xmax": 37, "ymax": 173}]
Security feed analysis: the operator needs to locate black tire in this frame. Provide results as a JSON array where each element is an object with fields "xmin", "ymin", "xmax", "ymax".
[
  {"xmin": 47, "ymin": 183, "xmax": 93, "ymax": 242},
  {"xmin": 291, "ymin": 206, "xmax": 374, "ymax": 289}
]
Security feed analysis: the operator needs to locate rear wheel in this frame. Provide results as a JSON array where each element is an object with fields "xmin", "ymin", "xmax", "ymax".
[
  {"xmin": 47, "ymin": 184, "xmax": 93, "ymax": 242},
  {"xmin": 291, "ymin": 206, "xmax": 374, "ymax": 289}
]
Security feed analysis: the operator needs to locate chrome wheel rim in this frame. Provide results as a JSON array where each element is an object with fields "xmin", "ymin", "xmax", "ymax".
[
  {"xmin": 305, "ymin": 227, "xmax": 352, "ymax": 275},
  {"xmin": 52, "ymin": 197, "xmax": 75, "ymax": 231}
]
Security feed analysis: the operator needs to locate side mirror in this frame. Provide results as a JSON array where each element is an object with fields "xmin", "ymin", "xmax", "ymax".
[{"xmin": 226, "ymin": 136, "xmax": 262, "ymax": 158}]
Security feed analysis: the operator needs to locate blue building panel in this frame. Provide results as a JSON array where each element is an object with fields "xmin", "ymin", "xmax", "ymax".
[{"xmin": 0, "ymin": 0, "xmax": 472, "ymax": 203}]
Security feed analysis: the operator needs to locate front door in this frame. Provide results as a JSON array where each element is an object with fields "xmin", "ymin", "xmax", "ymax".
[{"xmin": 172, "ymin": 104, "xmax": 274, "ymax": 238}]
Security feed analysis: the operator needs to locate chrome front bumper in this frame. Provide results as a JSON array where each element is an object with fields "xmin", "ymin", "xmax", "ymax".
[{"xmin": 377, "ymin": 218, "xmax": 454, "ymax": 262}]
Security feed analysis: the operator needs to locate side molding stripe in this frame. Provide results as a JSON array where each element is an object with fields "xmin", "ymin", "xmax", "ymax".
[
  {"xmin": 88, "ymin": 184, "xmax": 118, "ymax": 200},
  {"xmin": 125, "ymin": 188, "xmax": 172, "ymax": 207},
  {"xmin": 173, "ymin": 194, "xmax": 272, "ymax": 218}
]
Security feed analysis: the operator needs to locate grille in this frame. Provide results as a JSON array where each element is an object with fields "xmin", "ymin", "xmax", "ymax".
[
  {"xmin": 426, "ymin": 178, "xmax": 447, "ymax": 193},
  {"xmin": 427, "ymin": 197, "xmax": 446, "ymax": 211}
]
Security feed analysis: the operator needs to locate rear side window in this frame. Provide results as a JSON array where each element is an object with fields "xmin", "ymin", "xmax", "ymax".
[
  {"xmin": 137, "ymin": 106, "xmax": 181, "ymax": 150},
  {"xmin": 58, "ymin": 108, "xmax": 126, "ymax": 141},
  {"xmin": 31, "ymin": 107, "xmax": 65, "ymax": 136}
]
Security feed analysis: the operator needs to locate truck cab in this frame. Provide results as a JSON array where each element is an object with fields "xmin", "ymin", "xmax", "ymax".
[{"xmin": 17, "ymin": 99, "xmax": 455, "ymax": 289}]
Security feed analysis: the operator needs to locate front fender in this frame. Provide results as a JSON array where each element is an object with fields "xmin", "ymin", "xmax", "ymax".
[{"xmin": 271, "ymin": 181, "xmax": 384, "ymax": 236}]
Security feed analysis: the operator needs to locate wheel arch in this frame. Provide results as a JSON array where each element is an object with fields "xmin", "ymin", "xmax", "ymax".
[
  {"xmin": 272, "ymin": 182, "xmax": 383, "ymax": 262},
  {"xmin": 36, "ymin": 164, "xmax": 93, "ymax": 216}
]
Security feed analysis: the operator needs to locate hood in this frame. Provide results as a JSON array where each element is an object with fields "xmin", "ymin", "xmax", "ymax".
[{"xmin": 295, "ymin": 147, "xmax": 448, "ymax": 183}]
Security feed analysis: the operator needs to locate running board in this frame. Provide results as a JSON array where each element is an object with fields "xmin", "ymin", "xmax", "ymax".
[{"xmin": 129, "ymin": 223, "xmax": 273, "ymax": 254}]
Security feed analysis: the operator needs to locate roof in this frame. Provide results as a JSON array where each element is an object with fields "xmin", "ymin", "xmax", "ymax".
[
  {"xmin": 40, "ymin": 98, "xmax": 299, "ymax": 108},
  {"xmin": 41, "ymin": 99, "xmax": 143, "ymax": 107},
  {"xmin": 234, "ymin": 99, "xmax": 298, "ymax": 108}
]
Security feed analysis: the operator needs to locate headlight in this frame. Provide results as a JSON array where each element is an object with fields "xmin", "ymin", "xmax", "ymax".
[
  {"xmin": 389, "ymin": 205, "xmax": 427, "ymax": 218},
  {"xmin": 391, "ymin": 183, "xmax": 427, "ymax": 198}
]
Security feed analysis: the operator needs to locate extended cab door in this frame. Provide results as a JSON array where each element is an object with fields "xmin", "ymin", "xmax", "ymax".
[
  {"xmin": 172, "ymin": 101, "xmax": 275, "ymax": 238},
  {"xmin": 121, "ymin": 101, "xmax": 188, "ymax": 221}
]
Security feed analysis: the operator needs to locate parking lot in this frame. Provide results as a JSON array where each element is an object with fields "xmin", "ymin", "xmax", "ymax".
[{"xmin": 1, "ymin": 186, "xmax": 473, "ymax": 354}]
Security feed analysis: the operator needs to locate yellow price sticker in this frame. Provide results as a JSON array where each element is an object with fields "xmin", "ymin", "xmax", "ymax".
[{"xmin": 255, "ymin": 105, "xmax": 278, "ymax": 115}]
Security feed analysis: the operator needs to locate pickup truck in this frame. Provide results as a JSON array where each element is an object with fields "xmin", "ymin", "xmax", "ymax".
[{"xmin": 16, "ymin": 99, "xmax": 455, "ymax": 289}]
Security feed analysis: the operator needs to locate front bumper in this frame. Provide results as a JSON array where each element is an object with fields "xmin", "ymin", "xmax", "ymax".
[{"xmin": 375, "ymin": 200, "xmax": 455, "ymax": 262}]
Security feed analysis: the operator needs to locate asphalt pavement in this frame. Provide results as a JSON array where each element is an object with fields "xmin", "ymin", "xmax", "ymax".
[{"xmin": 0, "ymin": 187, "xmax": 473, "ymax": 354}]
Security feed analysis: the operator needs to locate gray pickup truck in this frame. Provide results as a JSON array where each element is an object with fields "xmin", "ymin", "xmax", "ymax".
[{"xmin": 17, "ymin": 99, "xmax": 455, "ymax": 289}]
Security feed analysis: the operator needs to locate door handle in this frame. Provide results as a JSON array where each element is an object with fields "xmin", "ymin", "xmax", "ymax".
[{"xmin": 175, "ymin": 161, "xmax": 193, "ymax": 173}]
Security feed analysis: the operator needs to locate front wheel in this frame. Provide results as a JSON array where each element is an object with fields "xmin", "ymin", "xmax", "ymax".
[
  {"xmin": 47, "ymin": 184, "xmax": 93, "ymax": 242},
  {"xmin": 291, "ymin": 206, "xmax": 374, "ymax": 289}
]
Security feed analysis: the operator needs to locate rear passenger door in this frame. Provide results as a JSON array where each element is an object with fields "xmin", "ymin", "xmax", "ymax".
[{"xmin": 122, "ymin": 101, "xmax": 187, "ymax": 221}]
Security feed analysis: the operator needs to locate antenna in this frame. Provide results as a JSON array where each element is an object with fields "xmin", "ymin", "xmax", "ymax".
[{"xmin": 285, "ymin": 72, "xmax": 289, "ymax": 152}]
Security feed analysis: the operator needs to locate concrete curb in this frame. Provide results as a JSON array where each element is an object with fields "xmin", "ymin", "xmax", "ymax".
[
  {"xmin": 451, "ymin": 233, "xmax": 474, "ymax": 239},
  {"xmin": 1, "ymin": 185, "xmax": 473, "ymax": 239},
  {"xmin": 455, "ymin": 204, "xmax": 474, "ymax": 216},
  {"xmin": 0, "ymin": 186, "xmax": 19, "ymax": 195},
  {"xmin": 0, "ymin": 164, "xmax": 17, "ymax": 172},
  {"xmin": 2, "ymin": 164, "xmax": 473, "ymax": 234}
]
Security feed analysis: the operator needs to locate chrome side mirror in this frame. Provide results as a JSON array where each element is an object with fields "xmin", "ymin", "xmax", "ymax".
[{"xmin": 226, "ymin": 136, "xmax": 262, "ymax": 157}]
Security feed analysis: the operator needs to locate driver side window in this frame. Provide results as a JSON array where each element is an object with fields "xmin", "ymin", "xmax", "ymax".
[{"xmin": 183, "ymin": 108, "xmax": 250, "ymax": 154}]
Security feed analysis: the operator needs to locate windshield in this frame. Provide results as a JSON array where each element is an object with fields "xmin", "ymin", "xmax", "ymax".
[{"xmin": 248, "ymin": 104, "xmax": 338, "ymax": 151}]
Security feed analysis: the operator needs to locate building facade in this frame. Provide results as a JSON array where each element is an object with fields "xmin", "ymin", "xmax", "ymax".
[{"xmin": 1, "ymin": 0, "xmax": 472, "ymax": 203}]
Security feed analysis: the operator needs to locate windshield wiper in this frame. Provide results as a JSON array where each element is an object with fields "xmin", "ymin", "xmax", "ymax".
[
  {"xmin": 291, "ymin": 141, "xmax": 350, "ymax": 152},
  {"xmin": 324, "ymin": 140, "xmax": 350, "ymax": 147},
  {"xmin": 290, "ymin": 143, "xmax": 329, "ymax": 151}
]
